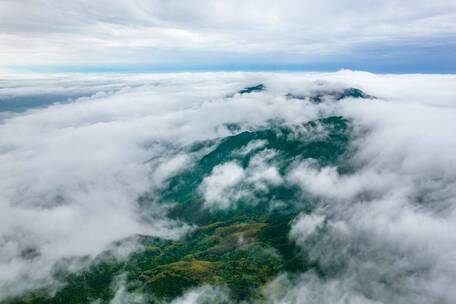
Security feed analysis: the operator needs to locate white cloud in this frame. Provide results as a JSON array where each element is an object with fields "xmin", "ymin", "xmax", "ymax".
[
  {"xmin": 1, "ymin": 70, "xmax": 456, "ymax": 303},
  {"xmin": 199, "ymin": 149, "xmax": 285, "ymax": 210},
  {"xmin": 0, "ymin": 72, "xmax": 323, "ymax": 298},
  {"xmin": 170, "ymin": 285, "xmax": 230, "ymax": 304},
  {"xmin": 200, "ymin": 162, "xmax": 245, "ymax": 209},
  {"xmin": 264, "ymin": 273, "xmax": 381, "ymax": 304},
  {"xmin": 282, "ymin": 72, "xmax": 456, "ymax": 303},
  {"xmin": 109, "ymin": 281, "xmax": 230, "ymax": 304},
  {"xmin": 109, "ymin": 275, "xmax": 146, "ymax": 304},
  {"xmin": 289, "ymin": 213, "xmax": 325, "ymax": 244},
  {"xmin": 246, "ymin": 150, "xmax": 283, "ymax": 189},
  {"xmin": 233, "ymin": 139, "xmax": 267, "ymax": 156}
]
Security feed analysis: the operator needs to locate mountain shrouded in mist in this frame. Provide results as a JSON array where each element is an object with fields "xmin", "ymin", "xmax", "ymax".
[{"xmin": 1, "ymin": 71, "xmax": 456, "ymax": 303}]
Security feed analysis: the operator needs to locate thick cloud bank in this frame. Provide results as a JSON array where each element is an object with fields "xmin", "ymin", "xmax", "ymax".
[{"xmin": 1, "ymin": 71, "xmax": 456, "ymax": 303}]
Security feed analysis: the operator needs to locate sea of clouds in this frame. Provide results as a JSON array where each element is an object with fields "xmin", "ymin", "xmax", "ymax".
[{"xmin": 1, "ymin": 71, "xmax": 456, "ymax": 303}]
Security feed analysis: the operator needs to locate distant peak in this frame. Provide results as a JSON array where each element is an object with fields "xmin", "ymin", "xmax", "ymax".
[{"xmin": 238, "ymin": 84, "xmax": 266, "ymax": 94}]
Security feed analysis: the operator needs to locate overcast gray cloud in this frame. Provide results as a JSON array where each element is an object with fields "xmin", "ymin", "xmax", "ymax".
[{"xmin": 0, "ymin": 0, "xmax": 455, "ymax": 70}]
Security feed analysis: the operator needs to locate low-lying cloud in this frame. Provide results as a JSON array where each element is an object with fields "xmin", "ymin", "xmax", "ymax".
[{"xmin": 1, "ymin": 71, "xmax": 456, "ymax": 303}]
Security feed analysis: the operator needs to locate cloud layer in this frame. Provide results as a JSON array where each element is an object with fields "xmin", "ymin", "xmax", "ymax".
[{"xmin": 1, "ymin": 71, "xmax": 456, "ymax": 303}]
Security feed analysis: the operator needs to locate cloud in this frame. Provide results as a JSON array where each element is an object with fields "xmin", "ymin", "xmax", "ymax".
[
  {"xmin": 246, "ymin": 149, "xmax": 283, "ymax": 188},
  {"xmin": 170, "ymin": 285, "xmax": 230, "ymax": 304},
  {"xmin": 0, "ymin": 71, "xmax": 323, "ymax": 298},
  {"xmin": 233, "ymin": 139, "xmax": 267, "ymax": 156},
  {"xmin": 281, "ymin": 73, "xmax": 456, "ymax": 303},
  {"xmin": 1, "ymin": 70, "xmax": 456, "ymax": 303},
  {"xmin": 0, "ymin": 1, "xmax": 455, "ymax": 70},
  {"xmin": 200, "ymin": 162, "xmax": 246, "ymax": 209},
  {"xmin": 289, "ymin": 213, "xmax": 325, "ymax": 244},
  {"xmin": 199, "ymin": 149, "xmax": 284, "ymax": 210},
  {"xmin": 264, "ymin": 273, "xmax": 381, "ymax": 304},
  {"xmin": 109, "ymin": 275, "xmax": 146, "ymax": 304}
]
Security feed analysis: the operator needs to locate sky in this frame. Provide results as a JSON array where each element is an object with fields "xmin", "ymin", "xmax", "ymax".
[{"xmin": 1, "ymin": 0, "xmax": 456, "ymax": 73}]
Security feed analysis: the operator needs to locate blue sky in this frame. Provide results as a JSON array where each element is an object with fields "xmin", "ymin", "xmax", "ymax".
[{"xmin": 1, "ymin": 0, "xmax": 455, "ymax": 73}]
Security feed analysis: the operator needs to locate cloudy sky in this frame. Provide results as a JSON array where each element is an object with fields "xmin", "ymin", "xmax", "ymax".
[{"xmin": 1, "ymin": 0, "xmax": 456, "ymax": 72}]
